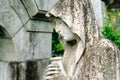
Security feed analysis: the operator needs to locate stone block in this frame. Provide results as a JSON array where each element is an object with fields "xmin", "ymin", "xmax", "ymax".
[
  {"xmin": 0, "ymin": 24, "xmax": 52, "ymax": 61},
  {"xmin": 25, "ymin": 20, "xmax": 53, "ymax": 32},
  {"xmin": 0, "ymin": 39, "xmax": 16, "ymax": 61},
  {"xmin": 12, "ymin": 27, "xmax": 33, "ymax": 61},
  {"xmin": 35, "ymin": 0, "xmax": 48, "ymax": 11},
  {"xmin": 0, "ymin": 61, "xmax": 11, "ymax": 80},
  {"xmin": 0, "ymin": 5, "xmax": 23, "ymax": 37},
  {"xmin": 0, "ymin": 59, "xmax": 49, "ymax": 80},
  {"xmin": 0, "ymin": 27, "xmax": 33, "ymax": 61},
  {"xmin": 31, "ymin": 32, "xmax": 52, "ymax": 59},
  {"xmin": 0, "ymin": 0, "xmax": 8, "ymax": 9},
  {"xmin": 37, "ymin": 59, "xmax": 50, "ymax": 80},
  {"xmin": 21, "ymin": 0, "xmax": 39, "ymax": 17},
  {"xmin": 48, "ymin": 0, "xmax": 59, "ymax": 10},
  {"xmin": 13, "ymin": 27, "xmax": 51, "ymax": 61},
  {"xmin": 8, "ymin": 0, "xmax": 29, "ymax": 25},
  {"xmin": 35, "ymin": 0, "xmax": 58, "ymax": 11}
]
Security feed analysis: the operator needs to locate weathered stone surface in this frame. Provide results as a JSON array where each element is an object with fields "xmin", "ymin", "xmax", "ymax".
[
  {"xmin": 48, "ymin": 0, "xmax": 59, "ymax": 10},
  {"xmin": 12, "ymin": 27, "xmax": 32, "ymax": 61},
  {"xmin": 37, "ymin": 59, "xmax": 50, "ymax": 80},
  {"xmin": 35, "ymin": 0, "xmax": 48, "ymax": 11},
  {"xmin": 12, "ymin": 26, "xmax": 51, "ymax": 61},
  {"xmin": 25, "ymin": 20, "xmax": 53, "ymax": 32},
  {"xmin": 0, "ymin": 39, "xmax": 15, "ymax": 61},
  {"xmin": 35, "ymin": 0, "xmax": 58, "ymax": 11},
  {"xmin": 31, "ymin": 32, "xmax": 52, "ymax": 59},
  {"xmin": 0, "ymin": 61, "xmax": 11, "ymax": 80},
  {"xmin": 0, "ymin": 0, "xmax": 53, "ymax": 80},
  {"xmin": 90, "ymin": 0, "xmax": 105, "ymax": 27},
  {"xmin": 0, "ymin": 5, "xmax": 23, "ymax": 37},
  {"xmin": 8, "ymin": 0, "xmax": 29, "ymax": 25},
  {"xmin": 45, "ymin": 0, "xmax": 120, "ymax": 80},
  {"xmin": 0, "ymin": 0, "xmax": 8, "ymax": 9},
  {"xmin": 0, "ymin": 26, "xmax": 51, "ymax": 62},
  {"xmin": 21, "ymin": 0, "xmax": 39, "ymax": 17},
  {"xmin": 0, "ymin": 59, "xmax": 49, "ymax": 80}
]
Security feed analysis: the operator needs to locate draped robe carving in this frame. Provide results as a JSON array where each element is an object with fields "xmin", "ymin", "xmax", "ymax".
[{"xmin": 45, "ymin": 0, "xmax": 120, "ymax": 80}]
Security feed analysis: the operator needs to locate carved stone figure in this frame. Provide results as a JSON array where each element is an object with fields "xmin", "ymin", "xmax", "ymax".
[{"xmin": 45, "ymin": 0, "xmax": 120, "ymax": 80}]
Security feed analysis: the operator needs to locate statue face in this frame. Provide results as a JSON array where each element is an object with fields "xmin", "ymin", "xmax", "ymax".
[{"xmin": 54, "ymin": 19, "xmax": 74, "ymax": 41}]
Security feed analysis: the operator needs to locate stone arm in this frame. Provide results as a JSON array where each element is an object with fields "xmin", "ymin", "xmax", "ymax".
[
  {"xmin": 71, "ymin": 38, "xmax": 120, "ymax": 80},
  {"xmin": 95, "ymin": 38, "xmax": 120, "ymax": 80}
]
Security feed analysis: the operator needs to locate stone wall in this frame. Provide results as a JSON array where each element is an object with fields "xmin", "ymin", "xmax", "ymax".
[{"xmin": 0, "ymin": 0, "xmax": 58, "ymax": 80}]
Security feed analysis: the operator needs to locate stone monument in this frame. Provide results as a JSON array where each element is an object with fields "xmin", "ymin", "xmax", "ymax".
[
  {"xmin": 0, "ymin": 0, "xmax": 59, "ymax": 80},
  {"xmin": 45, "ymin": 0, "xmax": 120, "ymax": 80}
]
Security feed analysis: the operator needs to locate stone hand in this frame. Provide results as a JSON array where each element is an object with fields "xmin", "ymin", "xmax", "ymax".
[{"xmin": 45, "ymin": 63, "xmax": 61, "ymax": 80}]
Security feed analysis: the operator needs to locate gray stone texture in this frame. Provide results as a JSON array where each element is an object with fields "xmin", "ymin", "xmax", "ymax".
[
  {"xmin": 21, "ymin": 0, "xmax": 39, "ymax": 17},
  {"xmin": 25, "ymin": 20, "xmax": 53, "ymax": 32},
  {"xmin": 35, "ymin": 0, "xmax": 58, "ymax": 11},
  {"xmin": 8, "ymin": 0, "xmax": 29, "ymax": 25},
  {"xmin": 13, "ymin": 29, "xmax": 52, "ymax": 61},
  {"xmin": 0, "ymin": 59, "xmax": 49, "ymax": 80},
  {"xmin": 0, "ymin": 0, "xmax": 54, "ymax": 80},
  {"xmin": 0, "ymin": 2, "xmax": 23, "ymax": 37},
  {"xmin": 0, "ymin": 39, "xmax": 15, "ymax": 61},
  {"xmin": 0, "ymin": 0, "xmax": 53, "ymax": 61},
  {"xmin": 90, "ymin": 0, "xmax": 105, "ymax": 27}
]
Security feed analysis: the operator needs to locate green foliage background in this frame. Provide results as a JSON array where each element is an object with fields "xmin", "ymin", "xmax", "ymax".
[
  {"xmin": 52, "ymin": 30, "xmax": 64, "ymax": 57},
  {"xmin": 102, "ymin": 9, "xmax": 120, "ymax": 49}
]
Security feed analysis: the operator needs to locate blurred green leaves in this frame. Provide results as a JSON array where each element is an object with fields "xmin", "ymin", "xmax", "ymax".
[
  {"xmin": 102, "ymin": 9, "xmax": 120, "ymax": 49},
  {"xmin": 52, "ymin": 30, "xmax": 64, "ymax": 57},
  {"xmin": 102, "ymin": 26, "xmax": 120, "ymax": 49}
]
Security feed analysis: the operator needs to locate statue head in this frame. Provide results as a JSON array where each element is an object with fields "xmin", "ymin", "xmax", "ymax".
[
  {"xmin": 46, "ymin": 0, "xmax": 101, "ymax": 46},
  {"xmin": 52, "ymin": 18, "xmax": 75, "ymax": 41},
  {"xmin": 46, "ymin": 0, "xmax": 101, "ymax": 63}
]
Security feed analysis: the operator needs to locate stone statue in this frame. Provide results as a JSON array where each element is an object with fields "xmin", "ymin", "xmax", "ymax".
[{"xmin": 45, "ymin": 0, "xmax": 120, "ymax": 80}]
